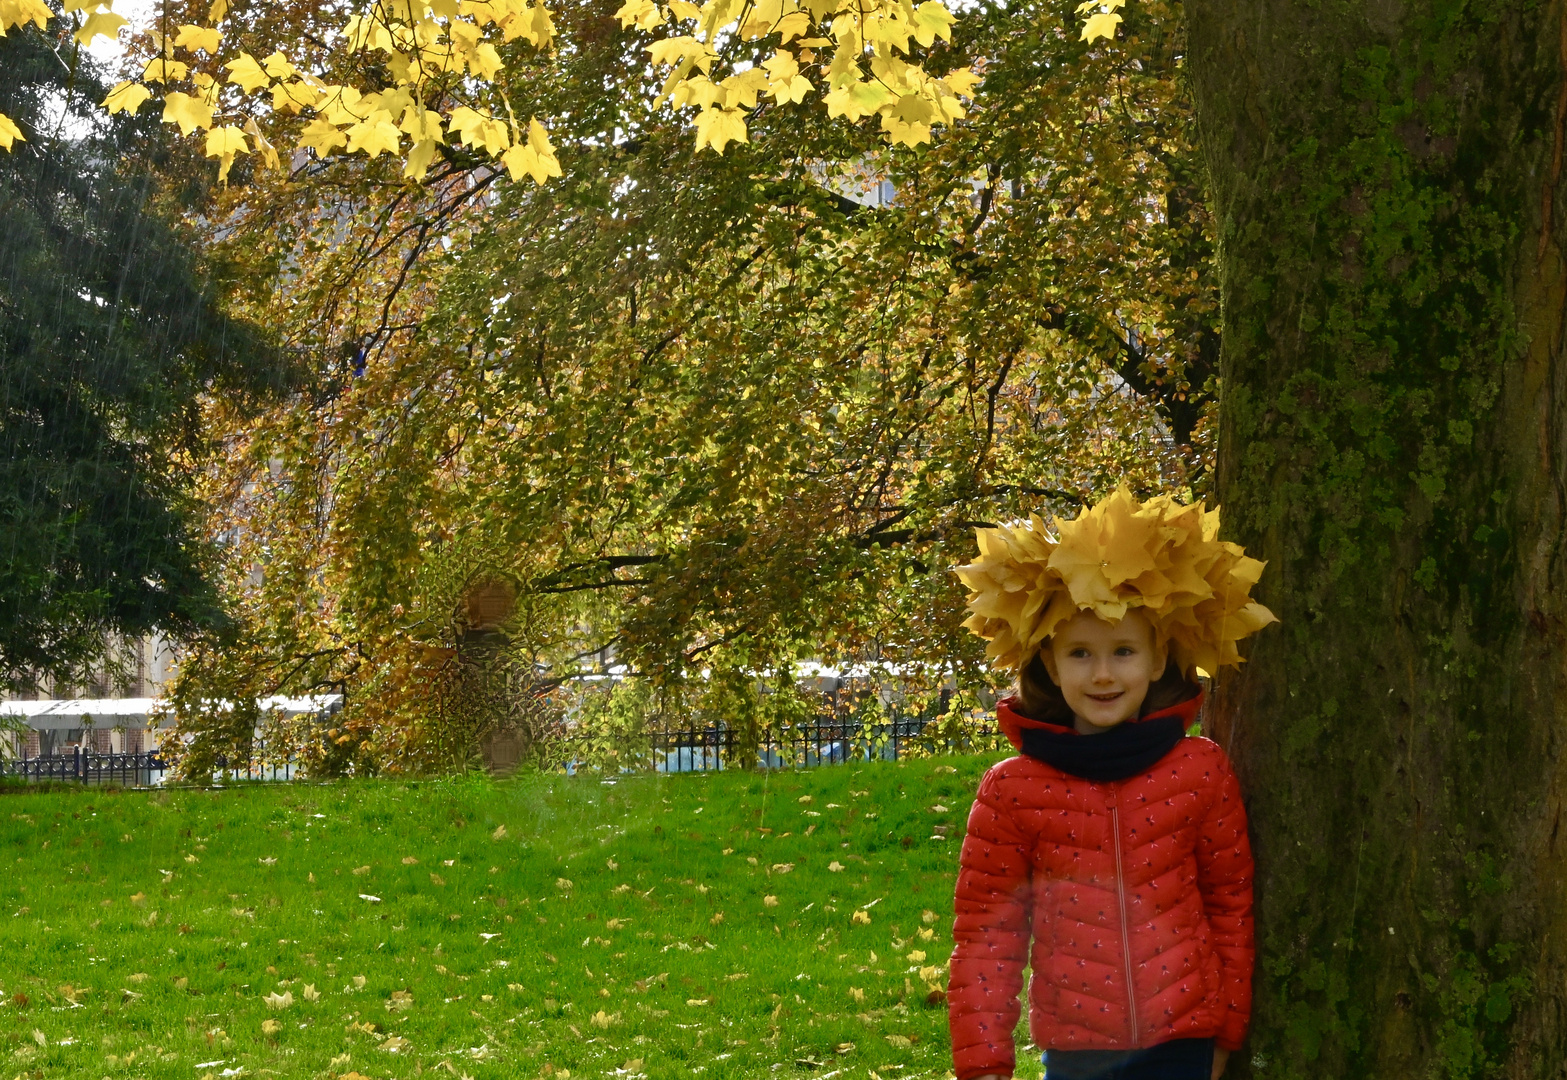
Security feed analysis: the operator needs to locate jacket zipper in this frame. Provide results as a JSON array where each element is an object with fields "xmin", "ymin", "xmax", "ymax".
[{"xmin": 1110, "ymin": 796, "xmax": 1140, "ymax": 1046}]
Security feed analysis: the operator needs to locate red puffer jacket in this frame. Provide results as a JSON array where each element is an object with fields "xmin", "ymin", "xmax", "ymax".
[{"xmin": 947, "ymin": 694, "xmax": 1254, "ymax": 1080}]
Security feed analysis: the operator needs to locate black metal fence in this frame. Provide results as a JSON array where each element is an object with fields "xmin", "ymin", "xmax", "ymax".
[
  {"xmin": 0, "ymin": 748, "xmax": 299, "ymax": 786},
  {"xmin": 1, "ymin": 713, "xmax": 1006, "ymax": 784},
  {"xmin": 560, "ymin": 713, "xmax": 1007, "ymax": 774}
]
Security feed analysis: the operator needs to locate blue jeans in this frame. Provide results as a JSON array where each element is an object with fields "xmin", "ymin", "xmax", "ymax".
[{"xmin": 1043, "ymin": 1038, "xmax": 1215, "ymax": 1080}]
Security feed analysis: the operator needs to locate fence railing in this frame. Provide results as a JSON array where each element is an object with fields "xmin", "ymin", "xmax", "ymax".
[
  {"xmin": 1, "ymin": 713, "xmax": 1006, "ymax": 784},
  {"xmin": 560, "ymin": 713, "xmax": 1007, "ymax": 774},
  {"xmin": 0, "ymin": 749, "xmax": 299, "ymax": 786}
]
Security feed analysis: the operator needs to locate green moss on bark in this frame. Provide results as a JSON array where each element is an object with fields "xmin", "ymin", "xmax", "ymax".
[{"xmin": 1187, "ymin": 1, "xmax": 1567, "ymax": 1076}]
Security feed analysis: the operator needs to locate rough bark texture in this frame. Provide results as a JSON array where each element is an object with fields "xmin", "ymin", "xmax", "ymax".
[{"xmin": 1186, "ymin": 1, "xmax": 1567, "ymax": 1076}]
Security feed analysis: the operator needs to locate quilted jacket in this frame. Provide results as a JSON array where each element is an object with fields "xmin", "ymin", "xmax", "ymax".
[{"xmin": 947, "ymin": 694, "xmax": 1254, "ymax": 1080}]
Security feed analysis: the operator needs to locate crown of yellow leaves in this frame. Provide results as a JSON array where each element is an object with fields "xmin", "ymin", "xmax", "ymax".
[{"xmin": 954, "ymin": 488, "xmax": 1278, "ymax": 676}]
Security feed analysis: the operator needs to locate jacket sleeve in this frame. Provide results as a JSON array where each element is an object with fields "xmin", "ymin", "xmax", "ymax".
[
  {"xmin": 1194, "ymin": 745, "xmax": 1256, "ymax": 1052},
  {"xmin": 948, "ymin": 764, "xmax": 1033, "ymax": 1080}
]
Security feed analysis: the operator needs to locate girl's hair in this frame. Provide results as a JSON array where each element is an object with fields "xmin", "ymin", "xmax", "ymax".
[{"xmin": 1014, "ymin": 649, "xmax": 1201, "ymax": 725}]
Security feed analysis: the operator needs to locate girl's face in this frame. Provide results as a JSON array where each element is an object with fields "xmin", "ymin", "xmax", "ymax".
[{"xmin": 1041, "ymin": 609, "xmax": 1168, "ymax": 734}]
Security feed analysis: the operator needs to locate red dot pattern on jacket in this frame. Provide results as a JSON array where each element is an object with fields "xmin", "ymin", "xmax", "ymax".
[{"xmin": 946, "ymin": 706, "xmax": 1254, "ymax": 1080}]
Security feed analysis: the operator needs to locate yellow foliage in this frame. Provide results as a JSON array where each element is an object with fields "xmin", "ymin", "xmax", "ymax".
[
  {"xmin": 0, "ymin": 112, "xmax": 23, "ymax": 150},
  {"xmin": 954, "ymin": 488, "xmax": 1279, "ymax": 677}
]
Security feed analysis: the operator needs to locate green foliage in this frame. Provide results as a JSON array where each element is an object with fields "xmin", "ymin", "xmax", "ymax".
[
  {"xmin": 0, "ymin": 27, "xmax": 288, "ymax": 693},
  {"xmin": 0, "ymin": 755, "xmax": 1001, "ymax": 1078}
]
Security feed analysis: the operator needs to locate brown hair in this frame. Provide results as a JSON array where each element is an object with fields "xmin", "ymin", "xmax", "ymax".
[{"xmin": 1013, "ymin": 650, "xmax": 1201, "ymax": 726}]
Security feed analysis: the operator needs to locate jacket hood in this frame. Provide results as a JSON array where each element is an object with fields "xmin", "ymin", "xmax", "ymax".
[{"xmin": 996, "ymin": 688, "xmax": 1204, "ymax": 750}]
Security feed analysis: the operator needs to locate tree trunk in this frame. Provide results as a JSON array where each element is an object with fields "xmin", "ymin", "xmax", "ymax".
[{"xmin": 1186, "ymin": 2, "xmax": 1567, "ymax": 1076}]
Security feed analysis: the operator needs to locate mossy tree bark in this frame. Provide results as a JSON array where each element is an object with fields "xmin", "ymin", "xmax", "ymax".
[{"xmin": 1186, "ymin": 2, "xmax": 1567, "ymax": 1076}]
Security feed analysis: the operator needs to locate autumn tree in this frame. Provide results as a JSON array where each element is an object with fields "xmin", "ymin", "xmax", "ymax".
[
  {"xmin": 1188, "ymin": 1, "xmax": 1567, "ymax": 1075},
  {"xmin": 114, "ymin": 0, "xmax": 1216, "ymax": 770}
]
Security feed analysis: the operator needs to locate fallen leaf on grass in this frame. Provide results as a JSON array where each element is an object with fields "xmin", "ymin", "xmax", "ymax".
[
  {"xmin": 352, "ymin": 865, "xmax": 371, "ymax": 876},
  {"xmin": 126, "ymin": 972, "xmax": 148, "ymax": 983},
  {"xmin": 763, "ymin": 896, "xmax": 779, "ymax": 908},
  {"xmin": 31, "ymin": 1029, "xmax": 45, "ymax": 1046},
  {"xmin": 386, "ymin": 990, "xmax": 413, "ymax": 1012},
  {"xmin": 917, "ymin": 928, "xmax": 935, "ymax": 941},
  {"xmin": 852, "ymin": 910, "xmax": 871, "ymax": 925},
  {"xmin": 480, "ymin": 932, "xmax": 501, "ymax": 942},
  {"xmin": 798, "ymin": 795, "xmax": 813, "ymax": 804},
  {"xmin": 264, "ymin": 990, "xmax": 293, "ymax": 1009},
  {"xmin": 828, "ymin": 861, "xmax": 845, "ymax": 872},
  {"xmin": 492, "ymin": 825, "xmax": 507, "ymax": 840},
  {"xmin": 129, "ymin": 892, "xmax": 146, "ymax": 906},
  {"xmin": 686, "ymin": 998, "xmax": 709, "ymax": 1006},
  {"xmin": 430, "ymin": 873, "xmax": 446, "ymax": 886},
  {"xmin": 921, "ymin": 910, "xmax": 936, "ymax": 923},
  {"xmin": 402, "ymin": 856, "xmax": 419, "ymax": 865},
  {"xmin": 929, "ymin": 804, "xmax": 948, "ymax": 813},
  {"xmin": 359, "ymin": 894, "xmax": 382, "ymax": 904},
  {"xmin": 770, "ymin": 863, "xmax": 794, "ymax": 874},
  {"xmin": 329, "ymin": 1054, "xmax": 351, "ymax": 1068},
  {"xmin": 261, "ymin": 1019, "xmax": 282, "ymax": 1035},
  {"xmin": 908, "ymin": 950, "xmax": 927, "ymax": 962},
  {"xmin": 884, "ymin": 1034, "xmax": 913, "ymax": 1049},
  {"xmin": 709, "ymin": 912, "xmax": 725, "ymax": 925},
  {"xmin": 381, "ymin": 1035, "xmax": 409, "ymax": 1052},
  {"xmin": 848, "ymin": 987, "xmax": 865, "ymax": 1002},
  {"xmin": 258, "ymin": 857, "xmax": 277, "ymax": 866},
  {"xmin": 836, "ymin": 1042, "xmax": 855, "ymax": 1054},
  {"xmin": 556, "ymin": 878, "xmax": 573, "ymax": 891},
  {"xmin": 303, "ymin": 984, "xmax": 320, "ymax": 1001},
  {"xmin": 590, "ymin": 1009, "xmax": 619, "ymax": 1029}
]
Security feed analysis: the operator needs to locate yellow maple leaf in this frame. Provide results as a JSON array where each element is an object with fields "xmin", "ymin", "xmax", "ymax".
[
  {"xmin": 174, "ymin": 23, "xmax": 222, "ymax": 54},
  {"xmin": 162, "ymin": 92, "xmax": 214, "ymax": 135},
  {"xmin": 244, "ymin": 117, "xmax": 280, "ymax": 169},
  {"xmin": 399, "ymin": 106, "xmax": 445, "ymax": 144},
  {"xmin": 262, "ymin": 51, "xmax": 297, "ymax": 79},
  {"xmin": 498, "ymin": 119, "xmax": 560, "ymax": 184},
  {"xmin": 272, "ymin": 81, "xmax": 320, "ymax": 114},
  {"xmin": 0, "ymin": 111, "xmax": 23, "ymax": 150},
  {"xmin": 206, "ymin": 126, "xmax": 247, "ymax": 183},
  {"xmin": 346, "ymin": 112, "xmax": 401, "ymax": 157},
  {"xmin": 647, "ymin": 34, "xmax": 707, "ymax": 67},
  {"xmin": 1080, "ymin": 10, "xmax": 1121, "ymax": 42},
  {"xmin": 209, "ymin": 0, "xmax": 228, "ymax": 20},
  {"xmin": 103, "ymin": 81, "xmax": 152, "ymax": 115},
  {"xmin": 910, "ymin": 1, "xmax": 953, "ymax": 46},
  {"xmin": 226, "ymin": 52, "xmax": 271, "ymax": 93},
  {"xmin": 720, "ymin": 67, "xmax": 769, "ymax": 110},
  {"xmin": 1, "ymin": 0, "xmax": 52, "ymax": 33},
  {"xmin": 74, "ymin": 10, "xmax": 127, "ymax": 46},
  {"xmin": 403, "ymin": 135, "xmax": 439, "ymax": 177},
  {"xmin": 297, "ymin": 117, "xmax": 347, "ymax": 156},
  {"xmin": 613, "ymin": 0, "xmax": 663, "ymax": 30},
  {"xmin": 880, "ymin": 113, "xmax": 930, "ymax": 147},
  {"xmin": 693, "ymin": 104, "xmax": 747, "ymax": 154},
  {"xmin": 469, "ymin": 41, "xmax": 504, "ymax": 79},
  {"xmin": 142, "ymin": 57, "xmax": 189, "ymax": 83}
]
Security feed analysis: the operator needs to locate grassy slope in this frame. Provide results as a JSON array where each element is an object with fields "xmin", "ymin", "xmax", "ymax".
[{"xmin": 0, "ymin": 754, "xmax": 1042, "ymax": 1080}]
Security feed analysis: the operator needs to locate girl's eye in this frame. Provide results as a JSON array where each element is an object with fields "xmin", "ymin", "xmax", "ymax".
[
  {"xmin": 1115, "ymin": 646, "xmax": 1135, "ymax": 656},
  {"xmin": 1068, "ymin": 648, "xmax": 1090, "ymax": 659}
]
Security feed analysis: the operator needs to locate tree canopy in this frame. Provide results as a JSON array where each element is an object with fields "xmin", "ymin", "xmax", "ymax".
[{"xmin": 110, "ymin": 0, "xmax": 1219, "ymax": 769}]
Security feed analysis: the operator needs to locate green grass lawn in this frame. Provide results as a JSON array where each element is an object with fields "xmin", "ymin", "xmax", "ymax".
[{"xmin": 0, "ymin": 754, "xmax": 1041, "ymax": 1080}]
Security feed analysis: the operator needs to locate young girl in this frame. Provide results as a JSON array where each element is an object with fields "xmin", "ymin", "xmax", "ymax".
[{"xmin": 946, "ymin": 490, "xmax": 1275, "ymax": 1080}]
